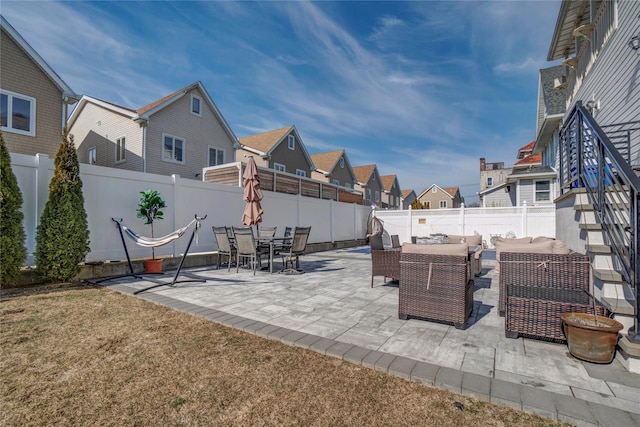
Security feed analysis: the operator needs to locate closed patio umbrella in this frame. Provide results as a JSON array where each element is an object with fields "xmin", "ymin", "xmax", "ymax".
[{"xmin": 242, "ymin": 156, "xmax": 264, "ymax": 226}]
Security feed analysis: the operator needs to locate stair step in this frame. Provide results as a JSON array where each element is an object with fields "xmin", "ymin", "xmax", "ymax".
[
  {"xmin": 594, "ymin": 268, "xmax": 623, "ymax": 282},
  {"xmin": 579, "ymin": 223, "xmax": 603, "ymax": 230},
  {"xmin": 586, "ymin": 244, "xmax": 611, "ymax": 254},
  {"xmin": 574, "ymin": 203, "xmax": 594, "ymax": 211},
  {"xmin": 601, "ymin": 282, "xmax": 637, "ymax": 316}
]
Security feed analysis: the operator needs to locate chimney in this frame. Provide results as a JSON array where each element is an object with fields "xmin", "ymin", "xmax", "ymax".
[{"xmin": 480, "ymin": 157, "xmax": 486, "ymax": 171}]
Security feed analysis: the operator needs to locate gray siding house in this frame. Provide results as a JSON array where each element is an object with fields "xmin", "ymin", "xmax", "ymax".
[{"xmin": 353, "ymin": 164, "xmax": 384, "ymax": 207}]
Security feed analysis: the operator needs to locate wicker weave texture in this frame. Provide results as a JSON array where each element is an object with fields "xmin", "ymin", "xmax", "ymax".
[
  {"xmin": 370, "ymin": 248, "xmax": 401, "ymax": 286},
  {"xmin": 399, "ymin": 252, "xmax": 473, "ymax": 329},
  {"xmin": 498, "ymin": 251, "xmax": 590, "ymax": 315}
]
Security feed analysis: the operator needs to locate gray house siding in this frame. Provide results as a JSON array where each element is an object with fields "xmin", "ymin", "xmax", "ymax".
[
  {"xmin": 269, "ymin": 135, "xmax": 312, "ymax": 177},
  {"xmin": 483, "ymin": 187, "xmax": 515, "ymax": 207}
]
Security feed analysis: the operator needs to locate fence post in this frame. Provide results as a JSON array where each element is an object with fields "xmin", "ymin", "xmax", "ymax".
[
  {"xmin": 459, "ymin": 203, "xmax": 465, "ymax": 234},
  {"xmin": 329, "ymin": 198, "xmax": 334, "ymax": 242},
  {"xmin": 522, "ymin": 200, "xmax": 528, "ymax": 237},
  {"xmin": 407, "ymin": 206, "xmax": 412, "ymax": 244},
  {"xmin": 172, "ymin": 174, "xmax": 181, "ymax": 258}
]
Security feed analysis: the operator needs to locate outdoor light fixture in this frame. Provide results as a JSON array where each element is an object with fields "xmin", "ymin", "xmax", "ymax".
[
  {"xmin": 629, "ymin": 34, "xmax": 640, "ymax": 51},
  {"xmin": 586, "ymin": 99, "xmax": 599, "ymax": 114}
]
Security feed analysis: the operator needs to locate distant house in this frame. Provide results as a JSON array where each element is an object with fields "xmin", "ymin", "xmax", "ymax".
[
  {"xmin": 353, "ymin": 164, "xmax": 384, "ymax": 207},
  {"xmin": 479, "ymin": 141, "xmax": 557, "ymax": 207},
  {"xmin": 310, "ymin": 149, "xmax": 356, "ymax": 188},
  {"xmin": 401, "ymin": 189, "xmax": 417, "ymax": 210},
  {"xmin": 417, "ymin": 185, "xmax": 463, "ymax": 209},
  {"xmin": 68, "ymin": 81, "xmax": 238, "ymax": 179},
  {"xmin": 1, "ymin": 15, "xmax": 79, "ymax": 157},
  {"xmin": 380, "ymin": 174, "xmax": 402, "ymax": 210},
  {"xmin": 236, "ymin": 126, "xmax": 314, "ymax": 178}
]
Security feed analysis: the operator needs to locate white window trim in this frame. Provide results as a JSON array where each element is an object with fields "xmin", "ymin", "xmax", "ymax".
[
  {"xmin": 1, "ymin": 89, "xmax": 36, "ymax": 137},
  {"xmin": 208, "ymin": 145, "xmax": 225, "ymax": 167},
  {"xmin": 295, "ymin": 169, "xmax": 306, "ymax": 177},
  {"xmin": 288, "ymin": 135, "xmax": 295, "ymax": 150},
  {"xmin": 191, "ymin": 94, "xmax": 202, "ymax": 117},
  {"xmin": 534, "ymin": 179, "xmax": 551, "ymax": 202},
  {"xmin": 487, "ymin": 177, "xmax": 493, "ymax": 187},
  {"xmin": 115, "ymin": 135, "xmax": 126, "ymax": 164},
  {"xmin": 432, "ymin": 187, "xmax": 437, "ymax": 193},
  {"xmin": 87, "ymin": 147, "xmax": 97, "ymax": 165},
  {"xmin": 273, "ymin": 162, "xmax": 286, "ymax": 172},
  {"xmin": 333, "ymin": 179, "xmax": 340, "ymax": 186},
  {"xmin": 439, "ymin": 200, "xmax": 448, "ymax": 208},
  {"xmin": 162, "ymin": 133, "xmax": 186, "ymax": 164}
]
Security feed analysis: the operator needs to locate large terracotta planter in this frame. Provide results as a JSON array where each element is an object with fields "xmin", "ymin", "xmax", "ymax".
[
  {"xmin": 561, "ymin": 313, "xmax": 623, "ymax": 364},
  {"xmin": 144, "ymin": 258, "xmax": 163, "ymax": 273}
]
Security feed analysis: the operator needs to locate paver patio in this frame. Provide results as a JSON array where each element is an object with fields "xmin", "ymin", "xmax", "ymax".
[{"xmin": 103, "ymin": 246, "xmax": 640, "ymax": 426}]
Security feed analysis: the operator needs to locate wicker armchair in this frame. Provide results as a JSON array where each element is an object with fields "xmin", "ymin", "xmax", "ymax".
[
  {"xmin": 399, "ymin": 243, "xmax": 474, "ymax": 330},
  {"xmin": 369, "ymin": 235, "xmax": 401, "ymax": 287},
  {"xmin": 500, "ymin": 251, "xmax": 609, "ymax": 342}
]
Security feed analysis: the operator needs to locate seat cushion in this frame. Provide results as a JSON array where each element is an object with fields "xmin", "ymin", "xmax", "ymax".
[
  {"xmin": 402, "ymin": 242, "xmax": 468, "ymax": 257},
  {"xmin": 447, "ymin": 234, "xmax": 482, "ymax": 246},
  {"xmin": 495, "ymin": 240, "xmax": 554, "ymax": 274}
]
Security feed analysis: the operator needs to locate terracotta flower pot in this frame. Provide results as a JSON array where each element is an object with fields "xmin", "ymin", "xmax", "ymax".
[
  {"xmin": 144, "ymin": 258, "xmax": 163, "ymax": 273},
  {"xmin": 560, "ymin": 313, "xmax": 623, "ymax": 364}
]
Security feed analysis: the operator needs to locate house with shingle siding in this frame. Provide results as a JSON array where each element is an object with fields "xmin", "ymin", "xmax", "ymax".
[
  {"xmin": 68, "ymin": 81, "xmax": 238, "ymax": 179},
  {"xmin": 236, "ymin": 126, "xmax": 314, "ymax": 178},
  {"xmin": 353, "ymin": 164, "xmax": 384, "ymax": 207},
  {"xmin": 310, "ymin": 149, "xmax": 356, "ymax": 188},
  {"xmin": 1, "ymin": 16, "xmax": 79, "ymax": 157},
  {"xmin": 417, "ymin": 185, "xmax": 463, "ymax": 209},
  {"xmin": 380, "ymin": 174, "xmax": 402, "ymax": 209}
]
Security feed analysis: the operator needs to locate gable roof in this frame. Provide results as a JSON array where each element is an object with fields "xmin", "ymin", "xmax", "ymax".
[
  {"xmin": 310, "ymin": 149, "xmax": 345, "ymax": 174},
  {"xmin": 380, "ymin": 174, "xmax": 398, "ymax": 192},
  {"xmin": 1, "ymin": 15, "xmax": 78, "ymax": 101},
  {"xmin": 418, "ymin": 184, "xmax": 459, "ymax": 199},
  {"xmin": 68, "ymin": 81, "xmax": 239, "ymax": 146},
  {"xmin": 514, "ymin": 153, "xmax": 542, "ymax": 167},
  {"xmin": 352, "ymin": 164, "xmax": 377, "ymax": 185},
  {"xmin": 239, "ymin": 125, "xmax": 315, "ymax": 169},
  {"xmin": 402, "ymin": 189, "xmax": 416, "ymax": 199}
]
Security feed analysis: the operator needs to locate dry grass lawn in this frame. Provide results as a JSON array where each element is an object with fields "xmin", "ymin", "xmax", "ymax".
[{"xmin": 1, "ymin": 284, "xmax": 566, "ymax": 426}]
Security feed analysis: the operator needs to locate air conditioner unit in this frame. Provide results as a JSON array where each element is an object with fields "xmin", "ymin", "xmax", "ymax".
[{"xmin": 553, "ymin": 76, "xmax": 567, "ymax": 90}]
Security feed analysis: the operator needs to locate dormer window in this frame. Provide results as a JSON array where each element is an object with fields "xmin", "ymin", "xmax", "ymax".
[
  {"xmin": 432, "ymin": 187, "xmax": 437, "ymax": 193},
  {"xmin": 191, "ymin": 94, "xmax": 202, "ymax": 117},
  {"xmin": 339, "ymin": 157, "xmax": 344, "ymax": 168},
  {"xmin": 288, "ymin": 135, "xmax": 295, "ymax": 150}
]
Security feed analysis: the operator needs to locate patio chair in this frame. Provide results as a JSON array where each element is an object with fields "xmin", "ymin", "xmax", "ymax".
[
  {"xmin": 212, "ymin": 226, "xmax": 236, "ymax": 271},
  {"xmin": 370, "ymin": 235, "xmax": 401, "ymax": 287},
  {"xmin": 399, "ymin": 243, "xmax": 474, "ymax": 329},
  {"xmin": 232, "ymin": 226, "xmax": 268, "ymax": 275},
  {"xmin": 391, "ymin": 234, "xmax": 401, "ymax": 248},
  {"xmin": 257, "ymin": 226, "xmax": 277, "ymax": 251},
  {"xmin": 280, "ymin": 226, "xmax": 311, "ymax": 273}
]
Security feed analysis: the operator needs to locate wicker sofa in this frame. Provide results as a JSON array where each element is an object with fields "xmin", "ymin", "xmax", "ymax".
[
  {"xmin": 399, "ymin": 243, "xmax": 474, "ymax": 330},
  {"xmin": 497, "ymin": 238, "xmax": 609, "ymax": 342},
  {"xmin": 412, "ymin": 234, "xmax": 483, "ymax": 276}
]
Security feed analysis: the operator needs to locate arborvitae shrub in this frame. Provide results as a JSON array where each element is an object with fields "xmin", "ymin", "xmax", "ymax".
[
  {"xmin": 35, "ymin": 129, "xmax": 90, "ymax": 282},
  {"xmin": 0, "ymin": 132, "xmax": 27, "ymax": 285}
]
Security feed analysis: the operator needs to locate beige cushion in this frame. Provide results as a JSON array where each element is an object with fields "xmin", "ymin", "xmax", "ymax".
[
  {"xmin": 532, "ymin": 236, "xmax": 555, "ymax": 243},
  {"xmin": 552, "ymin": 240, "xmax": 571, "ymax": 254},
  {"xmin": 495, "ymin": 236, "xmax": 532, "ymax": 244},
  {"xmin": 447, "ymin": 234, "xmax": 482, "ymax": 246},
  {"xmin": 402, "ymin": 243, "xmax": 468, "ymax": 257}
]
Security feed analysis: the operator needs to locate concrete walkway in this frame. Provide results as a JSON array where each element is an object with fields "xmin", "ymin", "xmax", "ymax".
[{"xmin": 103, "ymin": 247, "xmax": 640, "ymax": 426}]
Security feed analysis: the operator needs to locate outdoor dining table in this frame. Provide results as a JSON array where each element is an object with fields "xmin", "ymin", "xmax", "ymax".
[{"xmin": 256, "ymin": 236, "xmax": 292, "ymax": 273}]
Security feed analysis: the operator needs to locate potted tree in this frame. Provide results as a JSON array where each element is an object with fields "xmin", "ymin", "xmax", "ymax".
[{"xmin": 136, "ymin": 189, "xmax": 166, "ymax": 273}]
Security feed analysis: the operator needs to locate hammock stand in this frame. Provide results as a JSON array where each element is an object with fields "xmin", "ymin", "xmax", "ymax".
[{"xmin": 95, "ymin": 215, "xmax": 207, "ymax": 294}]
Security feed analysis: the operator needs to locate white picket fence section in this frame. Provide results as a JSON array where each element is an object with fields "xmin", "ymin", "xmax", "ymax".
[
  {"xmin": 373, "ymin": 204, "xmax": 556, "ymax": 248},
  {"xmin": 11, "ymin": 153, "xmax": 371, "ymax": 266}
]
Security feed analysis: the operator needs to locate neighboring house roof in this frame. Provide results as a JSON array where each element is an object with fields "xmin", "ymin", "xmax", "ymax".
[
  {"xmin": 443, "ymin": 186, "xmax": 460, "ymax": 198},
  {"xmin": 534, "ymin": 65, "xmax": 567, "ymax": 155},
  {"xmin": 68, "ymin": 81, "xmax": 239, "ymax": 146},
  {"xmin": 517, "ymin": 141, "xmax": 536, "ymax": 159},
  {"xmin": 353, "ymin": 164, "xmax": 377, "ymax": 185},
  {"xmin": 239, "ymin": 125, "xmax": 315, "ymax": 169},
  {"xmin": 514, "ymin": 153, "xmax": 542, "ymax": 167},
  {"xmin": 508, "ymin": 165, "xmax": 556, "ymax": 179},
  {"xmin": 402, "ymin": 189, "xmax": 416, "ymax": 199},
  {"xmin": 310, "ymin": 149, "xmax": 345, "ymax": 175},
  {"xmin": 418, "ymin": 184, "xmax": 459, "ymax": 199},
  {"xmin": 380, "ymin": 175, "xmax": 398, "ymax": 192},
  {"xmin": 1, "ymin": 15, "xmax": 79, "ymax": 101},
  {"xmin": 478, "ymin": 182, "xmax": 508, "ymax": 196}
]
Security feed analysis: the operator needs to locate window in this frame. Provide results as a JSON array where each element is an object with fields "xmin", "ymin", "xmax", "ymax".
[
  {"xmin": 208, "ymin": 146, "xmax": 225, "ymax": 167},
  {"xmin": 432, "ymin": 187, "xmax": 437, "ymax": 193},
  {"xmin": 1, "ymin": 90, "xmax": 36, "ymax": 136},
  {"xmin": 115, "ymin": 136, "xmax": 126, "ymax": 163},
  {"xmin": 333, "ymin": 179, "xmax": 340, "ymax": 186},
  {"xmin": 344, "ymin": 182, "xmax": 352, "ymax": 189},
  {"xmin": 296, "ymin": 169, "xmax": 306, "ymax": 177},
  {"xmin": 375, "ymin": 191, "xmax": 380, "ymax": 202},
  {"xmin": 367, "ymin": 189, "xmax": 372, "ymax": 203},
  {"xmin": 274, "ymin": 163, "xmax": 285, "ymax": 172},
  {"xmin": 88, "ymin": 147, "xmax": 97, "ymax": 165},
  {"xmin": 535, "ymin": 180, "xmax": 551, "ymax": 202},
  {"xmin": 487, "ymin": 177, "xmax": 493, "ymax": 187},
  {"xmin": 339, "ymin": 157, "xmax": 344, "ymax": 168},
  {"xmin": 439, "ymin": 200, "xmax": 447, "ymax": 208},
  {"xmin": 162, "ymin": 133, "xmax": 184, "ymax": 163},
  {"xmin": 191, "ymin": 94, "xmax": 202, "ymax": 117},
  {"xmin": 288, "ymin": 135, "xmax": 295, "ymax": 150}
]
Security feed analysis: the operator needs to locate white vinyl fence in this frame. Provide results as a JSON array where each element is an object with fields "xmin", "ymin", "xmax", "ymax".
[
  {"xmin": 12, "ymin": 153, "xmax": 371, "ymax": 266},
  {"xmin": 373, "ymin": 204, "xmax": 556, "ymax": 248}
]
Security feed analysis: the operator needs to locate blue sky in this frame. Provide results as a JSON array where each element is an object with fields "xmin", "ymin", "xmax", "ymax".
[{"xmin": 3, "ymin": 0, "xmax": 562, "ymax": 203}]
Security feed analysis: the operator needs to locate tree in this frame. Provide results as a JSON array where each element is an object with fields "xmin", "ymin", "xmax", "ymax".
[
  {"xmin": 0, "ymin": 132, "xmax": 27, "ymax": 284},
  {"xmin": 35, "ymin": 129, "xmax": 90, "ymax": 282},
  {"xmin": 410, "ymin": 199, "xmax": 426, "ymax": 210}
]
